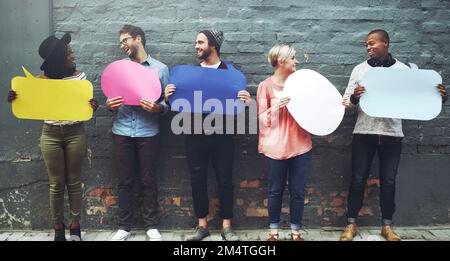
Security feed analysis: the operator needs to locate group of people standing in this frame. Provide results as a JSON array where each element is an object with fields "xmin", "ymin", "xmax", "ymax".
[{"xmin": 7, "ymin": 24, "xmax": 447, "ymax": 242}]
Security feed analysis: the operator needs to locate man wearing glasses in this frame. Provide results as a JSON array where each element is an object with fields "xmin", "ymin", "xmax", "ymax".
[{"xmin": 107, "ymin": 24, "xmax": 169, "ymax": 241}]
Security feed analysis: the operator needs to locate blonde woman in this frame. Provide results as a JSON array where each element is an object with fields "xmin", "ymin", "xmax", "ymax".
[{"xmin": 257, "ymin": 44, "xmax": 312, "ymax": 241}]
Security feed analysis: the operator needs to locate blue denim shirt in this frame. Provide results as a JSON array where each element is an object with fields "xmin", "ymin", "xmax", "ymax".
[{"xmin": 112, "ymin": 55, "xmax": 169, "ymax": 137}]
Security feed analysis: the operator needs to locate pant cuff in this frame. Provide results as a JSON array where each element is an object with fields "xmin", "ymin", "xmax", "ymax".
[
  {"xmin": 290, "ymin": 223, "xmax": 301, "ymax": 231},
  {"xmin": 347, "ymin": 217, "xmax": 357, "ymax": 224},
  {"xmin": 118, "ymin": 226, "xmax": 131, "ymax": 232},
  {"xmin": 269, "ymin": 223, "xmax": 280, "ymax": 229},
  {"xmin": 145, "ymin": 225, "xmax": 158, "ymax": 231},
  {"xmin": 382, "ymin": 219, "xmax": 393, "ymax": 225}
]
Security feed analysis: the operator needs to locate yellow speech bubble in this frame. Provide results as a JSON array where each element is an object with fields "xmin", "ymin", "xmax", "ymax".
[{"xmin": 11, "ymin": 67, "xmax": 93, "ymax": 121}]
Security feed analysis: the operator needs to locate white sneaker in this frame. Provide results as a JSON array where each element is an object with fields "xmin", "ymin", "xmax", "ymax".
[
  {"xmin": 146, "ymin": 229, "xmax": 163, "ymax": 241},
  {"xmin": 111, "ymin": 229, "xmax": 131, "ymax": 241}
]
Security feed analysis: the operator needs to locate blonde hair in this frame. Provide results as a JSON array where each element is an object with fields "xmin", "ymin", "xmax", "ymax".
[{"xmin": 268, "ymin": 44, "xmax": 296, "ymax": 68}]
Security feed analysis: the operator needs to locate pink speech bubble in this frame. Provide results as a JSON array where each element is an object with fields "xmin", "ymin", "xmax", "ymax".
[{"xmin": 101, "ymin": 60, "xmax": 162, "ymax": 105}]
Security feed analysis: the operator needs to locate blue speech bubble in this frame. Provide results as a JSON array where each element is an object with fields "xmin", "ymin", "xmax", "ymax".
[{"xmin": 169, "ymin": 62, "xmax": 246, "ymax": 115}]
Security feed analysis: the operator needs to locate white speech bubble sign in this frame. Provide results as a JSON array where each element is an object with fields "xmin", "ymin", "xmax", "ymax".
[
  {"xmin": 284, "ymin": 69, "xmax": 345, "ymax": 136},
  {"xmin": 360, "ymin": 68, "xmax": 442, "ymax": 121}
]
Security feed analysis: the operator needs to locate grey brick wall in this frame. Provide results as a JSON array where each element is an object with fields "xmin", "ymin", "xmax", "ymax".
[{"xmin": 1, "ymin": 0, "xmax": 449, "ymax": 230}]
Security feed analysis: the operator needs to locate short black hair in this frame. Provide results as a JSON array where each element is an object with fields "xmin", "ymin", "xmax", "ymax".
[
  {"xmin": 119, "ymin": 24, "xmax": 146, "ymax": 47},
  {"xmin": 367, "ymin": 29, "xmax": 390, "ymax": 44}
]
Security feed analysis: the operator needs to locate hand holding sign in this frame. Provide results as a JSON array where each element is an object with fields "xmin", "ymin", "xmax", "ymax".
[
  {"xmin": 11, "ymin": 67, "xmax": 93, "ymax": 121},
  {"xmin": 105, "ymin": 96, "xmax": 124, "ymax": 111},
  {"xmin": 273, "ymin": 96, "xmax": 291, "ymax": 111},
  {"xmin": 360, "ymin": 68, "xmax": 442, "ymax": 120},
  {"xmin": 101, "ymin": 60, "xmax": 162, "ymax": 105},
  {"xmin": 7, "ymin": 89, "xmax": 17, "ymax": 103},
  {"xmin": 284, "ymin": 69, "xmax": 345, "ymax": 136}
]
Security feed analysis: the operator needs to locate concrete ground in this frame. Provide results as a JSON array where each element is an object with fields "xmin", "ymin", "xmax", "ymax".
[{"xmin": 1, "ymin": 226, "xmax": 450, "ymax": 241}]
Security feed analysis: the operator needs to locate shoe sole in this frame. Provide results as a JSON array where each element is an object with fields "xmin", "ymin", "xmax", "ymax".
[
  {"xmin": 221, "ymin": 235, "xmax": 240, "ymax": 241},
  {"xmin": 69, "ymin": 235, "xmax": 81, "ymax": 241},
  {"xmin": 339, "ymin": 232, "xmax": 357, "ymax": 241},
  {"xmin": 111, "ymin": 234, "xmax": 131, "ymax": 241},
  {"xmin": 146, "ymin": 236, "xmax": 163, "ymax": 241},
  {"xmin": 186, "ymin": 234, "xmax": 210, "ymax": 241}
]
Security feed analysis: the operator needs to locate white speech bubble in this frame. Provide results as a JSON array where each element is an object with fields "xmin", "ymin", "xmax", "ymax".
[
  {"xmin": 284, "ymin": 69, "xmax": 345, "ymax": 136},
  {"xmin": 360, "ymin": 68, "xmax": 442, "ymax": 121}
]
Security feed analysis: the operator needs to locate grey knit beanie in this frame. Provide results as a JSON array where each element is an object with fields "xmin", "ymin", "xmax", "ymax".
[{"xmin": 199, "ymin": 29, "xmax": 224, "ymax": 53}]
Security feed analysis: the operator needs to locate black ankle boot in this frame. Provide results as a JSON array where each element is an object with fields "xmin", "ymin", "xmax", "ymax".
[
  {"xmin": 69, "ymin": 224, "xmax": 81, "ymax": 241},
  {"xmin": 54, "ymin": 224, "xmax": 66, "ymax": 241}
]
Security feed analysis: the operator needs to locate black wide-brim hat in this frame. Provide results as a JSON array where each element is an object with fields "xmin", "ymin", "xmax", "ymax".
[{"xmin": 38, "ymin": 33, "xmax": 71, "ymax": 61}]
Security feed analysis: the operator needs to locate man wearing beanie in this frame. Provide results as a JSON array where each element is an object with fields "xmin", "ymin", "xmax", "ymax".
[
  {"xmin": 197, "ymin": 30, "xmax": 225, "ymax": 59},
  {"xmin": 165, "ymin": 30, "xmax": 252, "ymax": 241}
]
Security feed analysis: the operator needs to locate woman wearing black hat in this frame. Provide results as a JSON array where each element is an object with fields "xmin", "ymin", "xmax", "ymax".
[{"xmin": 8, "ymin": 33, "xmax": 98, "ymax": 241}]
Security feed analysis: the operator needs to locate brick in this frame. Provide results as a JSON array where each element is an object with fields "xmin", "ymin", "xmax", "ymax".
[
  {"xmin": 249, "ymin": 200, "xmax": 257, "ymax": 207},
  {"xmin": 330, "ymin": 191, "xmax": 339, "ymax": 197},
  {"xmin": 358, "ymin": 207, "xmax": 374, "ymax": 217},
  {"xmin": 86, "ymin": 206, "xmax": 107, "ymax": 216},
  {"xmin": 102, "ymin": 196, "xmax": 116, "ymax": 207},
  {"xmin": 87, "ymin": 188, "xmax": 114, "ymax": 198},
  {"xmin": 173, "ymin": 197, "xmax": 181, "ymax": 207},
  {"xmin": 367, "ymin": 179, "xmax": 380, "ymax": 188},
  {"xmin": 317, "ymin": 208, "xmax": 323, "ymax": 216},
  {"xmin": 246, "ymin": 208, "xmax": 268, "ymax": 217},
  {"xmin": 304, "ymin": 197, "xmax": 310, "ymax": 205},
  {"xmin": 239, "ymin": 180, "xmax": 260, "ymax": 188},
  {"xmin": 208, "ymin": 198, "xmax": 219, "ymax": 218},
  {"xmin": 325, "ymin": 207, "xmax": 346, "ymax": 217},
  {"xmin": 330, "ymin": 198, "xmax": 344, "ymax": 207},
  {"xmin": 161, "ymin": 197, "xmax": 181, "ymax": 207}
]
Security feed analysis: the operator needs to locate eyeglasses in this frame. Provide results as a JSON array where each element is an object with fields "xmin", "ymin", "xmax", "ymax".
[{"xmin": 119, "ymin": 36, "xmax": 133, "ymax": 46}]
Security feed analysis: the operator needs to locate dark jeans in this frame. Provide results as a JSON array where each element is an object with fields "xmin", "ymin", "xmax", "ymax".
[
  {"xmin": 347, "ymin": 134, "xmax": 402, "ymax": 222},
  {"xmin": 113, "ymin": 134, "xmax": 160, "ymax": 231},
  {"xmin": 266, "ymin": 151, "xmax": 312, "ymax": 230},
  {"xmin": 186, "ymin": 134, "xmax": 234, "ymax": 219}
]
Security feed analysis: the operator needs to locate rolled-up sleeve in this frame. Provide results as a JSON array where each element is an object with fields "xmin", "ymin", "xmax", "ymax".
[{"xmin": 343, "ymin": 67, "xmax": 360, "ymax": 108}]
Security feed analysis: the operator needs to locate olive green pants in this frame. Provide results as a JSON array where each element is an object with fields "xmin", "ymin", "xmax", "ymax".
[{"xmin": 40, "ymin": 123, "xmax": 86, "ymax": 225}]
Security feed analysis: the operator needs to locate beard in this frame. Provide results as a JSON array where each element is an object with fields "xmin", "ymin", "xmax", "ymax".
[
  {"xmin": 128, "ymin": 45, "xmax": 139, "ymax": 60},
  {"xmin": 197, "ymin": 47, "xmax": 212, "ymax": 60}
]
